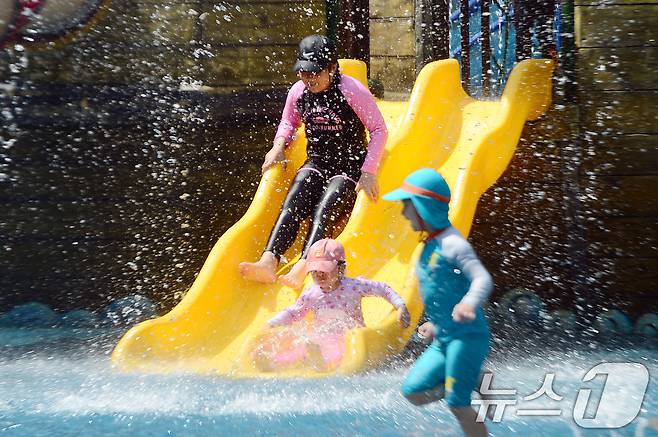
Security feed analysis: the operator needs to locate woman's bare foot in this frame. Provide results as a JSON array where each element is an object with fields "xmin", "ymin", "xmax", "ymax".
[
  {"xmin": 238, "ymin": 252, "xmax": 278, "ymax": 283},
  {"xmin": 278, "ymin": 259, "xmax": 307, "ymax": 289}
]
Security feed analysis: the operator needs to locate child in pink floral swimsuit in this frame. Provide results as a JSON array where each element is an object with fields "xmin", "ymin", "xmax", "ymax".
[{"xmin": 253, "ymin": 238, "xmax": 410, "ymax": 371}]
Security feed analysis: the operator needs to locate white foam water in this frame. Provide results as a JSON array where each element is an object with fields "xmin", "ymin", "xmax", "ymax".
[{"xmin": 0, "ymin": 330, "xmax": 655, "ymax": 436}]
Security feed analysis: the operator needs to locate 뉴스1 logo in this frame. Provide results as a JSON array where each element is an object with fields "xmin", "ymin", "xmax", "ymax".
[{"xmin": 472, "ymin": 362, "xmax": 650, "ymax": 428}]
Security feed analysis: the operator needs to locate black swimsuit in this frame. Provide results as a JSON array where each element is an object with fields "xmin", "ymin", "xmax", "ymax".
[{"xmin": 264, "ymin": 75, "xmax": 367, "ymax": 259}]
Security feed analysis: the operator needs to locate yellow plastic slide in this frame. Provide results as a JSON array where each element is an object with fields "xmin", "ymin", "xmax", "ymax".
[{"xmin": 112, "ymin": 58, "xmax": 554, "ymax": 377}]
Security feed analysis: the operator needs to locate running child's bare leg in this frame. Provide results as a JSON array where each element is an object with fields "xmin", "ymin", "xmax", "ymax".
[
  {"xmin": 278, "ymin": 258, "xmax": 307, "ymax": 289},
  {"xmin": 449, "ymin": 406, "xmax": 488, "ymax": 437},
  {"xmin": 475, "ymin": 370, "xmax": 497, "ymax": 421},
  {"xmin": 404, "ymin": 386, "xmax": 446, "ymax": 406},
  {"xmin": 239, "ymin": 251, "xmax": 278, "ymax": 283}
]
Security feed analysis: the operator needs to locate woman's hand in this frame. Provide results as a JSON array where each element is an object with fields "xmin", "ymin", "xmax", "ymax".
[
  {"xmin": 417, "ymin": 321, "xmax": 436, "ymax": 340},
  {"xmin": 261, "ymin": 141, "xmax": 287, "ymax": 173},
  {"xmin": 397, "ymin": 305, "xmax": 411, "ymax": 328},
  {"xmin": 452, "ymin": 302, "xmax": 476, "ymax": 323},
  {"xmin": 355, "ymin": 171, "xmax": 379, "ymax": 202}
]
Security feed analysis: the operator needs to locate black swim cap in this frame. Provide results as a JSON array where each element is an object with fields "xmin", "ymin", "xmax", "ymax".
[{"xmin": 293, "ymin": 35, "xmax": 337, "ymax": 73}]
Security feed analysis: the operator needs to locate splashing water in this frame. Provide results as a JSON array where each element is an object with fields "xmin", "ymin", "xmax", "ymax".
[{"xmin": 0, "ymin": 328, "xmax": 655, "ymax": 436}]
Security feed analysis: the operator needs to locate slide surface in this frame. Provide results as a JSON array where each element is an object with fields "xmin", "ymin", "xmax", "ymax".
[{"xmin": 111, "ymin": 58, "xmax": 554, "ymax": 377}]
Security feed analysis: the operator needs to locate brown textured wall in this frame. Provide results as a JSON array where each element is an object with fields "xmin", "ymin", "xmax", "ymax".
[
  {"xmin": 0, "ymin": 0, "xmax": 326, "ymax": 312},
  {"xmin": 1, "ymin": 0, "xmax": 326, "ymax": 88},
  {"xmin": 369, "ymin": 0, "xmax": 416, "ymax": 93},
  {"xmin": 469, "ymin": 105, "xmax": 583, "ymax": 313},
  {"xmin": 573, "ymin": 0, "xmax": 658, "ymax": 316}
]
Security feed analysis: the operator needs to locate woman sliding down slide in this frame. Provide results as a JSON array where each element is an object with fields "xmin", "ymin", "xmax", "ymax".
[{"xmin": 238, "ymin": 35, "xmax": 387, "ymax": 289}]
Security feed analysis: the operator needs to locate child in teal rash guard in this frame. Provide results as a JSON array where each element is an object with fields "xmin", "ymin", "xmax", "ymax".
[{"xmin": 383, "ymin": 168, "xmax": 493, "ymax": 437}]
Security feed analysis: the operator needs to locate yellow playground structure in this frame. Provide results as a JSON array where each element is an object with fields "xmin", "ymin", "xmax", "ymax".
[{"xmin": 112, "ymin": 58, "xmax": 554, "ymax": 377}]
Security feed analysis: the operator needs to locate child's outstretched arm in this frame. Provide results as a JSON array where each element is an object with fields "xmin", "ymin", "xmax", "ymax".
[
  {"xmin": 267, "ymin": 289, "xmax": 314, "ymax": 328},
  {"xmin": 360, "ymin": 279, "xmax": 410, "ymax": 328}
]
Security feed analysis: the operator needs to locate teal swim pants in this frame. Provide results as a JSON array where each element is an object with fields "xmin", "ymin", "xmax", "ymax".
[{"xmin": 402, "ymin": 334, "xmax": 490, "ymax": 407}]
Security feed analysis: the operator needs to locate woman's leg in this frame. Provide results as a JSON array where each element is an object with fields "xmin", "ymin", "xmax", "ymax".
[
  {"xmin": 304, "ymin": 175, "xmax": 357, "ymax": 251},
  {"xmin": 279, "ymin": 175, "xmax": 357, "ymax": 288},
  {"xmin": 239, "ymin": 169, "xmax": 325, "ymax": 283},
  {"xmin": 266, "ymin": 168, "xmax": 327, "ymax": 256}
]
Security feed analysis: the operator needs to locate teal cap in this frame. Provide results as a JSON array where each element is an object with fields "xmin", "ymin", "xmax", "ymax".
[{"xmin": 382, "ymin": 168, "xmax": 451, "ymax": 229}]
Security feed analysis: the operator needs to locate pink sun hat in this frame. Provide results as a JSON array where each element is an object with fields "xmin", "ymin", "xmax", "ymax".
[{"xmin": 306, "ymin": 239, "xmax": 346, "ymax": 273}]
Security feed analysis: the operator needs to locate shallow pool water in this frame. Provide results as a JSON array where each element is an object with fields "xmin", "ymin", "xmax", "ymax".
[{"xmin": 0, "ymin": 329, "xmax": 656, "ymax": 436}]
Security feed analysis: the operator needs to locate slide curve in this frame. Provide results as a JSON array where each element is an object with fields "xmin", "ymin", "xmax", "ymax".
[{"xmin": 111, "ymin": 58, "xmax": 554, "ymax": 377}]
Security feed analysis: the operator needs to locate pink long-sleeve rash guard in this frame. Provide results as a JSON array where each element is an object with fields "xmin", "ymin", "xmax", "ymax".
[
  {"xmin": 273, "ymin": 75, "xmax": 388, "ymax": 175},
  {"xmin": 267, "ymin": 277, "xmax": 405, "ymax": 333}
]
